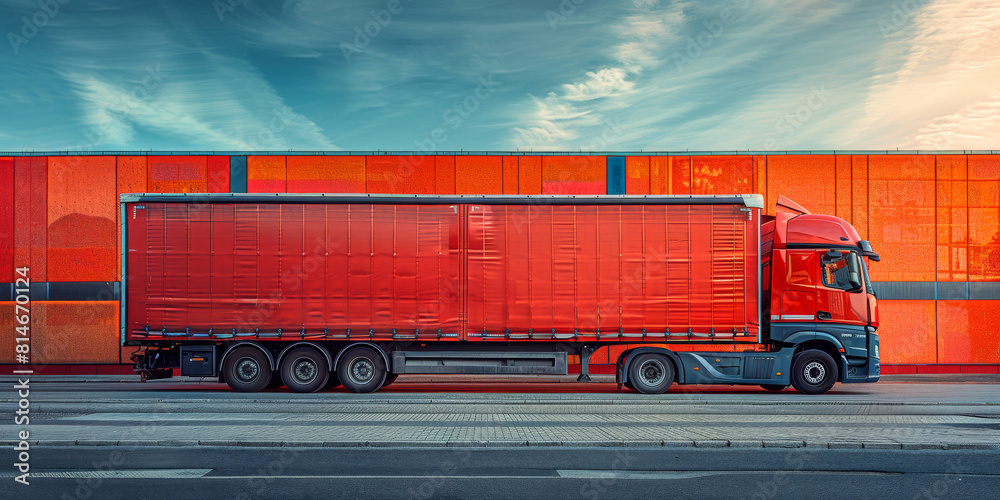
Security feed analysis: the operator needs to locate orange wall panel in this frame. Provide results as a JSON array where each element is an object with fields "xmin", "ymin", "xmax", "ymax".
[
  {"xmin": 835, "ymin": 155, "xmax": 852, "ymax": 222},
  {"xmin": 625, "ymin": 156, "xmax": 649, "ymax": 195},
  {"xmin": 937, "ymin": 300, "xmax": 1000, "ymax": 363},
  {"xmin": 669, "ymin": 156, "xmax": 691, "ymax": 194},
  {"xmin": 877, "ymin": 300, "xmax": 936, "ymax": 364},
  {"xmin": 936, "ymin": 155, "xmax": 968, "ymax": 281},
  {"xmin": 541, "ymin": 156, "xmax": 604, "ymax": 194},
  {"xmin": 456, "ymin": 156, "xmax": 503, "ymax": 194},
  {"xmin": 754, "ymin": 156, "xmax": 767, "ymax": 208},
  {"xmin": 0, "ymin": 302, "xmax": 12, "ymax": 363},
  {"xmin": 247, "ymin": 156, "xmax": 287, "ymax": 193},
  {"xmin": 967, "ymin": 155, "xmax": 1000, "ymax": 281},
  {"xmin": 31, "ymin": 301, "xmax": 120, "ymax": 364},
  {"xmin": 766, "ymin": 155, "xmax": 836, "ymax": 216},
  {"xmin": 286, "ymin": 156, "xmax": 365, "ymax": 193},
  {"xmin": 867, "ymin": 155, "xmax": 935, "ymax": 281},
  {"xmin": 518, "ymin": 156, "xmax": 542, "ymax": 194},
  {"xmin": 435, "ymin": 156, "xmax": 456, "ymax": 194},
  {"xmin": 502, "ymin": 156, "xmax": 518, "ymax": 194},
  {"xmin": 148, "ymin": 156, "xmax": 209, "ymax": 193},
  {"xmin": 117, "ymin": 156, "xmax": 148, "ymax": 280},
  {"xmin": 366, "ymin": 156, "xmax": 435, "ymax": 194},
  {"xmin": 48, "ymin": 156, "xmax": 117, "ymax": 282},
  {"xmin": 691, "ymin": 155, "xmax": 754, "ymax": 195},
  {"xmin": 851, "ymin": 155, "xmax": 868, "ymax": 240},
  {"xmin": 0, "ymin": 158, "xmax": 12, "ymax": 283},
  {"xmin": 648, "ymin": 156, "xmax": 671, "ymax": 195}
]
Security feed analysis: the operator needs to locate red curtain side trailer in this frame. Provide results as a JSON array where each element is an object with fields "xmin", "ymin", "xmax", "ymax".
[{"xmin": 121, "ymin": 193, "xmax": 881, "ymax": 394}]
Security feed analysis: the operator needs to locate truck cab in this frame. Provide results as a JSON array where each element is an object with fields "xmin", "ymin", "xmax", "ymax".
[{"xmin": 762, "ymin": 196, "xmax": 881, "ymax": 390}]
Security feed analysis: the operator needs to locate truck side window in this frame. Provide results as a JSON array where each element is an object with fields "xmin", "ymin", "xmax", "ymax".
[{"xmin": 820, "ymin": 251, "xmax": 852, "ymax": 290}]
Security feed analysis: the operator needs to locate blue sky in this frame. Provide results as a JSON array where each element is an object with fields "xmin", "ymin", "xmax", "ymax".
[{"xmin": 1, "ymin": 0, "xmax": 997, "ymax": 152}]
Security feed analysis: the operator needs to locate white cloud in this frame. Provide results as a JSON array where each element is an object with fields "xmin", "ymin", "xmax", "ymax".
[
  {"xmin": 850, "ymin": 0, "xmax": 1000, "ymax": 149},
  {"xmin": 510, "ymin": 0, "xmax": 688, "ymax": 150}
]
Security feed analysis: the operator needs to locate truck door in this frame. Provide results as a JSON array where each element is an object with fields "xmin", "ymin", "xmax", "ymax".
[
  {"xmin": 815, "ymin": 250, "xmax": 869, "ymax": 326},
  {"xmin": 773, "ymin": 249, "xmax": 817, "ymax": 322}
]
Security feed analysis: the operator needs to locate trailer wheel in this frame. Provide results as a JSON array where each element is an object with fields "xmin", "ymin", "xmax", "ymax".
[
  {"xmin": 222, "ymin": 347, "xmax": 272, "ymax": 393},
  {"xmin": 628, "ymin": 354, "xmax": 674, "ymax": 394},
  {"xmin": 760, "ymin": 384, "xmax": 788, "ymax": 392},
  {"xmin": 338, "ymin": 347, "xmax": 386, "ymax": 393},
  {"xmin": 790, "ymin": 350, "xmax": 838, "ymax": 395},
  {"xmin": 280, "ymin": 347, "xmax": 329, "ymax": 393}
]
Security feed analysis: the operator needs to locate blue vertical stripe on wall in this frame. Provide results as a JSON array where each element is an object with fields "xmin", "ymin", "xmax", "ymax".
[
  {"xmin": 606, "ymin": 156, "xmax": 625, "ymax": 194},
  {"xmin": 230, "ymin": 156, "xmax": 247, "ymax": 193}
]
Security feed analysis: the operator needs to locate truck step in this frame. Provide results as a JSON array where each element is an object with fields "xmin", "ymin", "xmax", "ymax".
[{"xmin": 391, "ymin": 351, "xmax": 568, "ymax": 375}]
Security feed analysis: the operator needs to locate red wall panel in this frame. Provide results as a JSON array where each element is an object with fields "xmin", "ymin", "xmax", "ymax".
[
  {"xmin": 14, "ymin": 157, "xmax": 47, "ymax": 281},
  {"xmin": 835, "ymin": 155, "xmax": 852, "ymax": 223},
  {"xmin": 868, "ymin": 155, "xmax": 935, "ymax": 281},
  {"xmin": 207, "ymin": 156, "xmax": 230, "ymax": 193},
  {"xmin": 625, "ymin": 156, "xmax": 649, "ymax": 195},
  {"xmin": 851, "ymin": 155, "xmax": 868, "ymax": 240},
  {"xmin": 542, "ymin": 156, "xmax": 604, "ymax": 194},
  {"xmin": 366, "ymin": 156, "xmax": 435, "ymax": 194},
  {"xmin": 937, "ymin": 300, "xmax": 1000, "ymax": 363},
  {"xmin": 456, "ymin": 156, "xmax": 502, "ymax": 194},
  {"xmin": 937, "ymin": 155, "xmax": 968, "ymax": 281},
  {"xmin": 148, "ymin": 156, "xmax": 209, "ymax": 193},
  {"xmin": 967, "ymin": 155, "xmax": 1000, "ymax": 281},
  {"xmin": 0, "ymin": 302, "xmax": 12, "ymax": 363},
  {"xmin": 518, "ymin": 156, "xmax": 542, "ymax": 194},
  {"xmin": 286, "ymin": 156, "xmax": 365, "ymax": 193},
  {"xmin": 877, "ymin": 300, "xmax": 936, "ymax": 364},
  {"xmin": 47, "ymin": 156, "xmax": 117, "ymax": 282},
  {"xmin": 247, "ymin": 156, "xmax": 287, "ymax": 193},
  {"xmin": 117, "ymin": 156, "xmax": 148, "ymax": 279},
  {"xmin": 0, "ymin": 158, "xmax": 12, "ymax": 283}
]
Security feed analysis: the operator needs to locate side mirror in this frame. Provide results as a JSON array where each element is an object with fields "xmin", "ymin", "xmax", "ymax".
[{"xmin": 849, "ymin": 271, "xmax": 863, "ymax": 291}]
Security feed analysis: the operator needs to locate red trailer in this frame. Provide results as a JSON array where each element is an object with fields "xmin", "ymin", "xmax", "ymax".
[{"xmin": 122, "ymin": 193, "xmax": 881, "ymax": 394}]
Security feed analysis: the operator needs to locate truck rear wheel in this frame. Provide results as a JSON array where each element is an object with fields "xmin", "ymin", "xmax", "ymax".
[
  {"xmin": 337, "ymin": 347, "xmax": 387, "ymax": 393},
  {"xmin": 628, "ymin": 354, "xmax": 674, "ymax": 394},
  {"xmin": 223, "ymin": 347, "xmax": 272, "ymax": 393},
  {"xmin": 790, "ymin": 350, "xmax": 838, "ymax": 395},
  {"xmin": 280, "ymin": 347, "xmax": 330, "ymax": 393}
]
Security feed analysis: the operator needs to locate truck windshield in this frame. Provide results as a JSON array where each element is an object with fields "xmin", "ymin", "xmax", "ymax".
[{"xmin": 860, "ymin": 257, "xmax": 875, "ymax": 297}]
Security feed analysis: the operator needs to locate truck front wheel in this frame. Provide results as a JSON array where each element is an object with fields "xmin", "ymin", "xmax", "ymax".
[
  {"xmin": 628, "ymin": 354, "xmax": 674, "ymax": 394},
  {"xmin": 280, "ymin": 347, "xmax": 330, "ymax": 393},
  {"xmin": 337, "ymin": 347, "xmax": 387, "ymax": 393},
  {"xmin": 223, "ymin": 347, "xmax": 273, "ymax": 393},
  {"xmin": 790, "ymin": 350, "xmax": 838, "ymax": 395}
]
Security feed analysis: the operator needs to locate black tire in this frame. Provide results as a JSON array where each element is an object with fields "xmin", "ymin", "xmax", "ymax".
[
  {"xmin": 760, "ymin": 384, "xmax": 789, "ymax": 392},
  {"xmin": 337, "ymin": 347, "xmax": 387, "ymax": 393},
  {"xmin": 383, "ymin": 373, "xmax": 399, "ymax": 387},
  {"xmin": 627, "ymin": 354, "xmax": 675, "ymax": 394},
  {"xmin": 280, "ymin": 347, "xmax": 330, "ymax": 393},
  {"xmin": 790, "ymin": 349, "xmax": 839, "ymax": 394},
  {"xmin": 222, "ymin": 347, "xmax": 272, "ymax": 393}
]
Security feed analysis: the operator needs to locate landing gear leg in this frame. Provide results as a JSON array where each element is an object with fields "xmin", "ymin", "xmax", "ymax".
[{"xmin": 577, "ymin": 345, "xmax": 596, "ymax": 382}]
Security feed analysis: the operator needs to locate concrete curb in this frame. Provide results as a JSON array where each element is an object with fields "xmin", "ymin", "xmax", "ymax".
[{"xmin": 11, "ymin": 439, "xmax": 999, "ymax": 450}]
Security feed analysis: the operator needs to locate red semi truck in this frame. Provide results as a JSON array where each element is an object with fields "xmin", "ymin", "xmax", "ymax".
[{"xmin": 121, "ymin": 193, "xmax": 880, "ymax": 394}]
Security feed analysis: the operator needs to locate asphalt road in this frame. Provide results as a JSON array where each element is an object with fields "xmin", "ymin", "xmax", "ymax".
[{"xmin": 1, "ymin": 376, "xmax": 998, "ymax": 498}]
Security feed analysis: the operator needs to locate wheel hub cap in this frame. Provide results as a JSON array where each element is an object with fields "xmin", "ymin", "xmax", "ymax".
[
  {"xmin": 293, "ymin": 358, "xmax": 317, "ymax": 383},
  {"xmin": 349, "ymin": 358, "xmax": 375, "ymax": 384},
  {"xmin": 236, "ymin": 357, "xmax": 259, "ymax": 382},
  {"xmin": 803, "ymin": 361, "xmax": 826, "ymax": 384},
  {"xmin": 638, "ymin": 360, "xmax": 664, "ymax": 386}
]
